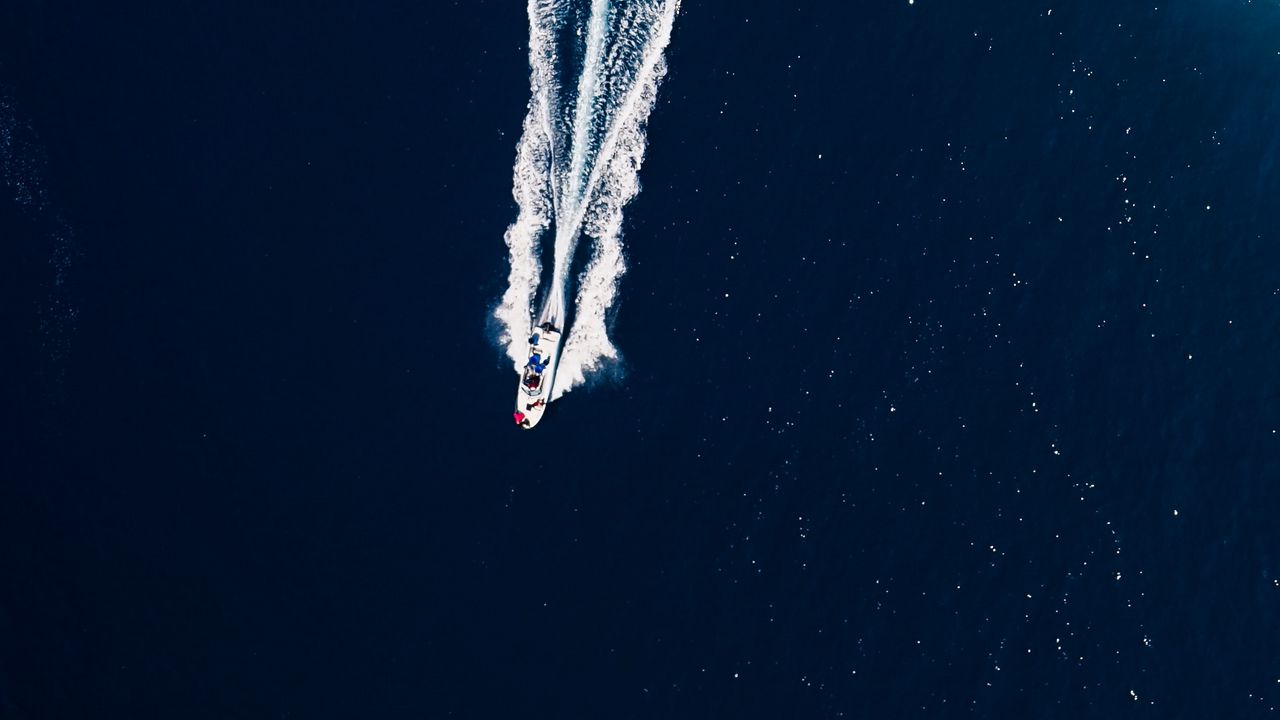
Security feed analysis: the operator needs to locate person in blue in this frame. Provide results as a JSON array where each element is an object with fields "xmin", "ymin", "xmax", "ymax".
[{"xmin": 527, "ymin": 353, "xmax": 547, "ymax": 374}]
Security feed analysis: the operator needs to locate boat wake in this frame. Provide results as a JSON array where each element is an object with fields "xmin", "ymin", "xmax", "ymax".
[{"xmin": 494, "ymin": 0, "xmax": 679, "ymax": 401}]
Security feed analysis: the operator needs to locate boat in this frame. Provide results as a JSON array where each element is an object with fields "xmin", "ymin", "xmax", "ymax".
[{"xmin": 513, "ymin": 321, "xmax": 562, "ymax": 429}]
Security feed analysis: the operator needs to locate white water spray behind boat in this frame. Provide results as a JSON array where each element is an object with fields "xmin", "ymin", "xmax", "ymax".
[{"xmin": 495, "ymin": 0, "xmax": 680, "ymax": 414}]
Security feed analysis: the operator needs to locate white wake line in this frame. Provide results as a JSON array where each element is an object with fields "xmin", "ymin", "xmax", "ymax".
[
  {"xmin": 537, "ymin": 8, "xmax": 562, "ymax": 224},
  {"xmin": 553, "ymin": 0, "xmax": 679, "ymax": 268},
  {"xmin": 531, "ymin": 0, "xmax": 565, "ymax": 220},
  {"xmin": 550, "ymin": 1, "xmax": 680, "ymax": 400},
  {"xmin": 529, "ymin": 0, "xmax": 566, "ymax": 327},
  {"xmin": 494, "ymin": 0, "xmax": 562, "ymax": 368},
  {"xmin": 546, "ymin": 0, "xmax": 610, "ymax": 326},
  {"xmin": 562, "ymin": 0, "xmax": 611, "ymax": 222}
]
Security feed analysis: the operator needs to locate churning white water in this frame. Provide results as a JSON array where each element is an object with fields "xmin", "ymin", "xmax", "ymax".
[{"xmin": 494, "ymin": 0, "xmax": 679, "ymax": 401}]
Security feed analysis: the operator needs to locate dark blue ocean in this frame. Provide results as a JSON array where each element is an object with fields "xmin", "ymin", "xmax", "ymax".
[{"xmin": 4, "ymin": 1, "xmax": 1280, "ymax": 717}]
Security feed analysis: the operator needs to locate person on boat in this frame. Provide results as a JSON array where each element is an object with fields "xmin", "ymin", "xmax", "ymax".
[{"xmin": 513, "ymin": 411, "xmax": 526, "ymax": 425}]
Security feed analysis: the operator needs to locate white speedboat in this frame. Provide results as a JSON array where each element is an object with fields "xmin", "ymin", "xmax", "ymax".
[{"xmin": 513, "ymin": 322, "xmax": 562, "ymax": 429}]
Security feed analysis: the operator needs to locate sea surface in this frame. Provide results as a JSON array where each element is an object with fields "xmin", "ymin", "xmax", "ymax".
[{"xmin": 3, "ymin": 1, "xmax": 1280, "ymax": 718}]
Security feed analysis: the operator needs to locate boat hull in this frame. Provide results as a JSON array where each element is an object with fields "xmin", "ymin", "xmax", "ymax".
[{"xmin": 513, "ymin": 324, "xmax": 562, "ymax": 429}]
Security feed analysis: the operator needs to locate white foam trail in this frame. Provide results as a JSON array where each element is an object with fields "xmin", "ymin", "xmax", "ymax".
[
  {"xmin": 554, "ymin": 1, "xmax": 679, "ymax": 399},
  {"xmin": 494, "ymin": 0, "xmax": 564, "ymax": 367},
  {"xmin": 561, "ymin": 0, "xmax": 611, "ymax": 222},
  {"xmin": 544, "ymin": 0, "xmax": 611, "ymax": 327},
  {"xmin": 495, "ymin": 0, "xmax": 680, "ymax": 399}
]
